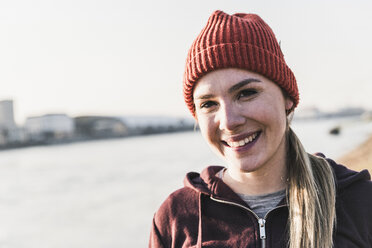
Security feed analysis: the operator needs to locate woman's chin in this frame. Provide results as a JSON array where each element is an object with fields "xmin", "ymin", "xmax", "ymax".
[{"xmin": 226, "ymin": 158, "xmax": 262, "ymax": 174}]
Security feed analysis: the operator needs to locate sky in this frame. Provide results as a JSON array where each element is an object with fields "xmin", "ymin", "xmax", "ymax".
[{"xmin": 1, "ymin": 0, "xmax": 372, "ymax": 124}]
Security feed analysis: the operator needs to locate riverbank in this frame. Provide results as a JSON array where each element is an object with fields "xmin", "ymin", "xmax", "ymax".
[{"xmin": 338, "ymin": 134, "xmax": 372, "ymax": 173}]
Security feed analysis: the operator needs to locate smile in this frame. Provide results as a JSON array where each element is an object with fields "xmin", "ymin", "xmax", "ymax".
[{"xmin": 223, "ymin": 132, "xmax": 260, "ymax": 148}]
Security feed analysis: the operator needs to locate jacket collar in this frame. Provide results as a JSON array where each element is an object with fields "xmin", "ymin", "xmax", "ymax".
[{"xmin": 185, "ymin": 166, "xmax": 251, "ymax": 207}]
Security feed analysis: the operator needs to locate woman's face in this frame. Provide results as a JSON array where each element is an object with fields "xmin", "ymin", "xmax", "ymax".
[{"xmin": 193, "ymin": 68, "xmax": 293, "ymax": 174}]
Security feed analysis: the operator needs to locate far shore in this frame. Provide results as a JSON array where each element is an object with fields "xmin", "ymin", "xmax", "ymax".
[{"xmin": 338, "ymin": 134, "xmax": 372, "ymax": 173}]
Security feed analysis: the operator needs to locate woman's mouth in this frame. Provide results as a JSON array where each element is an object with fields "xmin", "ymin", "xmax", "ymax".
[{"xmin": 222, "ymin": 131, "xmax": 261, "ymax": 149}]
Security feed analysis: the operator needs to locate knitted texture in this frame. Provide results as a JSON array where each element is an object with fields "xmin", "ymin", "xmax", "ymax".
[{"xmin": 183, "ymin": 10, "xmax": 299, "ymax": 116}]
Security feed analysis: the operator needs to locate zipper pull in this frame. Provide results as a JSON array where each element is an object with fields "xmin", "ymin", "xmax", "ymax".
[
  {"xmin": 258, "ymin": 218, "xmax": 266, "ymax": 239},
  {"xmin": 258, "ymin": 218, "xmax": 266, "ymax": 247}
]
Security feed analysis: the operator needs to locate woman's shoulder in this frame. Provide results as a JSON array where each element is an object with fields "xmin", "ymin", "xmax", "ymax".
[
  {"xmin": 315, "ymin": 153, "xmax": 371, "ymax": 192},
  {"xmin": 156, "ymin": 186, "xmax": 200, "ymax": 216},
  {"xmin": 151, "ymin": 186, "xmax": 201, "ymax": 245},
  {"xmin": 320, "ymin": 154, "xmax": 372, "ymax": 212},
  {"xmin": 152, "ymin": 166, "xmax": 219, "ymax": 232},
  {"xmin": 335, "ymin": 170, "xmax": 372, "ymax": 209},
  {"xmin": 321, "ymin": 156, "xmax": 372, "ymax": 245}
]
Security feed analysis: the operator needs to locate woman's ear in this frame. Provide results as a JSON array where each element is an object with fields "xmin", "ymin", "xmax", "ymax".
[
  {"xmin": 285, "ymin": 98, "xmax": 294, "ymax": 114},
  {"xmin": 193, "ymin": 105, "xmax": 198, "ymax": 121},
  {"xmin": 193, "ymin": 118, "xmax": 199, "ymax": 131},
  {"xmin": 193, "ymin": 110, "xmax": 199, "ymax": 130}
]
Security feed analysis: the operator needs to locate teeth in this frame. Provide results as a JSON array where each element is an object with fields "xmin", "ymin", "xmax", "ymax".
[{"xmin": 226, "ymin": 133, "xmax": 258, "ymax": 148}]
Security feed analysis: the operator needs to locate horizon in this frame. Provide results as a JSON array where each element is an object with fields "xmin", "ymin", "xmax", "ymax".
[
  {"xmin": 3, "ymin": 97, "xmax": 370, "ymax": 127},
  {"xmin": 2, "ymin": 0, "xmax": 372, "ymax": 124}
]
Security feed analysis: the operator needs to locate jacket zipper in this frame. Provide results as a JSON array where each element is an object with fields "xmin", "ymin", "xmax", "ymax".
[
  {"xmin": 210, "ymin": 196, "xmax": 286, "ymax": 248},
  {"xmin": 258, "ymin": 218, "xmax": 266, "ymax": 247}
]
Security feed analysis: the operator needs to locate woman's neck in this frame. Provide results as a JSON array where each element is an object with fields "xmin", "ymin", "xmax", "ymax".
[{"xmin": 223, "ymin": 160, "xmax": 288, "ymax": 196}]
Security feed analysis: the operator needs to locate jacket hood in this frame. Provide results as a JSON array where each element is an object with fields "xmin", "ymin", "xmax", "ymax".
[
  {"xmin": 323, "ymin": 155, "xmax": 371, "ymax": 190},
  {"xmin": 184, "ymin": 166, "xmax": 245, "ymax": 204}
]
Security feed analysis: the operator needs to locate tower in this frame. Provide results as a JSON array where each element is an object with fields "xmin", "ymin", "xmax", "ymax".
[{"xmin": 0, "ymin": 100, "xmax": 16, "ymax": 128}]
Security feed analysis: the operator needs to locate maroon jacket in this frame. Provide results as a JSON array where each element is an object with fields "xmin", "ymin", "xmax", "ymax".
[{"xmin": 149, "ymin": 158, "xmax": 372, "ymax": 247}]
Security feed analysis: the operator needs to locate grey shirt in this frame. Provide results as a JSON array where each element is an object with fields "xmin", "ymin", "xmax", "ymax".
[
  {"xmin": 217, "ymin": 168, "xmax": 286, "ymax": 219},
  {"xmin": 237, "ymin": 189, "xmax": 286, "ymax": 219}
]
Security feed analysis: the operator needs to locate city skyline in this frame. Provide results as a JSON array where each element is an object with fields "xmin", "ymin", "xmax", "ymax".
[{"xmin": 2, "ymin": 0, "xmax": 372, "ymax": 124}]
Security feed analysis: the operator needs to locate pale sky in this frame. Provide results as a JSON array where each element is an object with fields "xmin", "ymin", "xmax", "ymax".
[{"xmin": 1, "ymin": 0, "xmax": 371, "ymax": 124}]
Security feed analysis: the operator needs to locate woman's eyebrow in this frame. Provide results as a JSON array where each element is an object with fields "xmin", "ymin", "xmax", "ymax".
[
  {"xmin": 195, "ymin": 94, "xmax": 214, "ymax": 100},
  {"xmin": 228, "ymin": 78, "xmax": 261, "ymax": 94}
]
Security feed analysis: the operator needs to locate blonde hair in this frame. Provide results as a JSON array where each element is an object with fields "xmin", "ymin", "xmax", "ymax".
[{"xmin": 286, "ymin": 127, "xmax": 336, "ymax": 248}]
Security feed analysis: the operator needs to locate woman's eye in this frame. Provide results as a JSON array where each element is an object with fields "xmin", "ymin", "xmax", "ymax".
[
  {"xmin": 238, "ymin": 89, "xmax": 257, "ymax": 99},
  {"xmin": 200, "ymin": 101, "xmax": 217, "ymax": 109}
]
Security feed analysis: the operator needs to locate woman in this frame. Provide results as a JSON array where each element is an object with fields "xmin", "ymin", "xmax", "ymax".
[{"xmin": 150, "ymin": 10, "xmax": 372, "ymax": 248}]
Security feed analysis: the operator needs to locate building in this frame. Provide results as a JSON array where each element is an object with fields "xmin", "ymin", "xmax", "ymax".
[
  {"xmin": 24, "ymin": 114, "xmax": 75, "ymax": 143},
  {"xmin": 0, "ymin": 100, "xmax": 16, "ymax": 128},
  {"xmin": 0, "ymin": 100, "xmax": 25, "ymax": 146},
  {"xmin": 74, "ymin": 116, "xmax": 129, "ymax": 139},
  {"xmin": 120, "ymin": 116, "xmax": 194, "ymax": 135}
]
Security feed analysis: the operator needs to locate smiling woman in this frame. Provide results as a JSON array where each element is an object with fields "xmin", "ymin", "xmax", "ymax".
[
  {"xmin": 194, "ymin": 69, "xmax": 292, "ymax": 190},
  {"xmin": 149, "ymin": 10, "xmax": 372, "ymax": 248}
]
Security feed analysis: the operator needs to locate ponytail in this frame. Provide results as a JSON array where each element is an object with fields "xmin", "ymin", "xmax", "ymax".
[{"xmin": 286, "ymin": 127, "xmax": 336, "ymax": 248}]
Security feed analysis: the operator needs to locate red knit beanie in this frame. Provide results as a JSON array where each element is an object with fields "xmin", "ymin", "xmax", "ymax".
[{"xmin": 183, "ymin": 10, "xmax": 299, "ymax": 116}]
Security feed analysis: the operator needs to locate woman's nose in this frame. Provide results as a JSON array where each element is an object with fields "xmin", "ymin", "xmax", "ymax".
[{"xmin": 218, "ymin": 103, "xmax": 245, "ymax": 132}]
